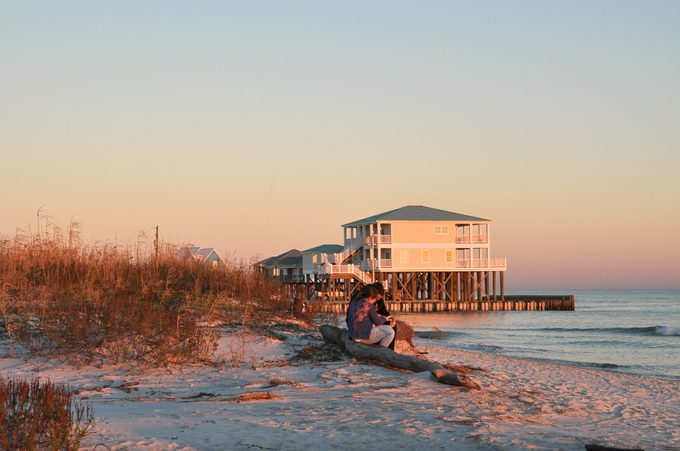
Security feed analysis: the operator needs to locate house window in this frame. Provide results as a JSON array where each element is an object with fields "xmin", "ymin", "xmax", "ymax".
[
  {"xmin": 313, "ymin": 255, "xmax": 318, "ymax": 264},
  {"xmin": 422, "ymin": 250, "xmax": 430, "ymax": 263},
  {"xmin": 400, "ymin": 250, "xmax": 409, "ymax": 264},
  {"xmin": 445, "ymin": 250, "xmax": 453, "ymax": 263},
  {"xmin": 435, "ymin": 226, "xmax": 449, "ymax": 234},
  {"xmin": 456, "ymin": 224, "xmax": 470, "ymax": 243},
  {"xmin": 472, "ymin": 223, "xmax": 489, "ymax": 243}
]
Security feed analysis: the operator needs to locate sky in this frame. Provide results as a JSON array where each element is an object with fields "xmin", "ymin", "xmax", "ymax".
[{"xmin": 1, "ymin": 1, "xmax": 679, "ymax": 290}]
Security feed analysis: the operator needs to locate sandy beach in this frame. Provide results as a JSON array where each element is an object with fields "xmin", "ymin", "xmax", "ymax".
[{"xmin": 1, "ymin": 319, "xmax": 678, "ymax": 450}]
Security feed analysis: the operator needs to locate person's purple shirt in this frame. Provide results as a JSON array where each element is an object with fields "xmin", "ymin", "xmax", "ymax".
[{"xmin": 347, "ymin": 298, "xmax": 388, "ymax": 340}]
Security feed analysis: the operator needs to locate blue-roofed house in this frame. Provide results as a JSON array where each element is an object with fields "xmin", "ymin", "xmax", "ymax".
[
  {"xmin": 254, "ymin": 249, "xmax": 303, "ymax": 282},
  {"xmin": 302, "ymin": 244, "xmax": 343, "ymax": 279},
  {"xmin": 178, "ymin": 245, "xmax": 225, "ymax": 267}
]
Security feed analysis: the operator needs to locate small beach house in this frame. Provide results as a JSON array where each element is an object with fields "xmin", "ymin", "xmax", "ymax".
[
  {"xmin": 178, "ymin": 245, "xmax": 225, "ymax": 267},
  {"xmin": 255, "ymin": 249, "xmax": 303, "ymax": 283},
  {"xmin": 302, "ymin": 244, "xmax": 343, "ymax": 278}
]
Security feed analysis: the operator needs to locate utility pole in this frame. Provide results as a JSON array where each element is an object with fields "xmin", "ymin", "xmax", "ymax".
[{"xmin": 154, "ymin": 226, "xmax": 159, "ymax": 256}]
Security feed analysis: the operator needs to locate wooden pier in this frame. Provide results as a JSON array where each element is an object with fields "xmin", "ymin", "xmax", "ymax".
[{"xmin": 319, "ymin": 295, "xmax": 575, "ymax": 314}]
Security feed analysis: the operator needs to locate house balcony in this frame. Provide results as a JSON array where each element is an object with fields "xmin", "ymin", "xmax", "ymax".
[
  {"xmin": 362, "ymin": 259, "xmax": 392, "ymax": 270},
  {"xmin": 456, "ymin": 235, "xmax": 488, "ymax": 245},
  {"xmin": 457, "ymin": 258, "xmax": 506, "ymax": 269},
  {"xmin": 360, "ymin": 235, "xmax": 393, "ymax": 246}
]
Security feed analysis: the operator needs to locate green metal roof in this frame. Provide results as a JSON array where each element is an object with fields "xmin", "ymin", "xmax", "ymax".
[
  {"xmin": 342, "ymin": 205, "xmax": 488, "ymax": 227},
  {"xmin": 255, "ymin": 249, "xmax": 301, "ymax": 268},
  {"xmin": 302, "ymin": 244, "xmax": 343, "ymax": 254}
]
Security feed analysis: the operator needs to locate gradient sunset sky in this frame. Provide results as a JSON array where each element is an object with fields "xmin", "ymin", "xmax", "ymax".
[{"xmin": 2, "ymin": 1, "xmax": 679, "ymax": 289}]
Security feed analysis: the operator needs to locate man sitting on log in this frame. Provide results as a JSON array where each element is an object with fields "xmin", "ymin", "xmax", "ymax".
[{"xmin": 347, "ymin": 285, "xmax": 396, "ymax": 347}]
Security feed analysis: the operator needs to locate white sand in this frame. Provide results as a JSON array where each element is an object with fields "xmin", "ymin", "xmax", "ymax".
[{"xmin": 1, "ymin": 320, "xmax": 678, "ymax": 450}]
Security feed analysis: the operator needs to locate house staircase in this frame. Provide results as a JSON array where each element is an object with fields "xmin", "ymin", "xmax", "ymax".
[{"xmin": 321, "ymin": 263, "xmax": 374, "ymax": 284}]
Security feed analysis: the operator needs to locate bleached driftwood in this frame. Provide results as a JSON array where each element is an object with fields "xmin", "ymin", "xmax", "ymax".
[{"xmin": 319, "ymin": 325, "xmax": 481, "ymax": 390}]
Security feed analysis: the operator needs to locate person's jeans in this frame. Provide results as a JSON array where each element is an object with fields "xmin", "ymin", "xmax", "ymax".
[{"xmin": 356, "ymin": 325, "xmax": 395, "ymax": 347}]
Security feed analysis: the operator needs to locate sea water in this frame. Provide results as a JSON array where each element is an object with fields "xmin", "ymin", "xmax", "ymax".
[{"xmin": 398, "ymin": 289, "xmax": 680, "ymax": 379}]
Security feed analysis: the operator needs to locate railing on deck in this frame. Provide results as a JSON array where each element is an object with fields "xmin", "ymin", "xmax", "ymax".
[
  {"xmin": 456, "ymin": 257, "xmax": 506, "ymax": 269},
  {"xmin": 319, "ymin": 263, "xmax": 373, "ymax": 284},
  {"xmin": 379, "ymin": 235, "xmax": 392, "ymax": 244}
]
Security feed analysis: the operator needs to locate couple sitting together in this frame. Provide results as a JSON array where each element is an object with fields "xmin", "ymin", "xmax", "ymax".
[{"xmin": 346, "ymin": 283, "xmax": 397, "ymax": 349}]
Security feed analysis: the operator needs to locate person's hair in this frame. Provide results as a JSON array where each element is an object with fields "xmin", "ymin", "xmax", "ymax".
[
  {"xmin": 350, "ymin": 283, "xmax": 366, "ymax": 302},
  {"xmin": 370, "ymin": 282, "xmax": 385, "ymax": 296},
  {"xmin": 360, "ymin": 286, "xmax": 378, "ymax": 300}
]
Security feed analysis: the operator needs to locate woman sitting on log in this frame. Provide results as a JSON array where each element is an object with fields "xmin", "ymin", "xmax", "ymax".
[{"xmin": 346, "ymin": 286, "xmax": 396, "ymax": 347}]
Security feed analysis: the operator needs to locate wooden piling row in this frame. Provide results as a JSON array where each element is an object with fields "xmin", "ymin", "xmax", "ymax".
[{"xmin": 319, "ymin": 295, "xmax": 575, "ymax": 314}]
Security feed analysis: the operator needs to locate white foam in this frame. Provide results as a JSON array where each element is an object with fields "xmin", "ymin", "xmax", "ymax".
[{"xmin": 656, "ymin": 326, "xmax": 680, "ymax": 336}]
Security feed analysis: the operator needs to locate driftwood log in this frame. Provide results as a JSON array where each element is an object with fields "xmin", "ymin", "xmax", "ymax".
[{"xmin": 320, "ymin": 325, "xmax": 481, "ymax": 390}]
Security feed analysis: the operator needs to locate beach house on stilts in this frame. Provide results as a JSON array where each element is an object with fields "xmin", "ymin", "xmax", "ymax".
[{"xmin": 316, "ymin": 205, "xmax": 507, "ymax": 305}]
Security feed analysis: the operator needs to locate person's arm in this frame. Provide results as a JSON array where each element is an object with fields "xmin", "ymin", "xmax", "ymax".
[
  {"xmin": 376, "ymin": 299, "xmax": 391, "ymax": 317},
  {"xmin": 367, "ymin": 305, "xmax": 387, "ymax": 325}
]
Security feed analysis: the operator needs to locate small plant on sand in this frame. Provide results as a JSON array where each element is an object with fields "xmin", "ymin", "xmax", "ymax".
[{"xmin": 0, "ymin": 375, "xmax": 93, "ymax": 450}]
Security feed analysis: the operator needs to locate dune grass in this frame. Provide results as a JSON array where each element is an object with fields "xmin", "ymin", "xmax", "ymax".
[{"xmin": 0, "ymin": 223, "xmax": 292, "ymax": 366}]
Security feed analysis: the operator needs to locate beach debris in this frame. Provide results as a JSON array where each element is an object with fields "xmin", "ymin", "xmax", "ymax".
[
  {"xmin": 288, "ymin": 343, "xmax": 345, "ymax": 364},
  {"xmin": 436, "ymin": 415, "xmax": 479, "ymax": 425},
  {"xmin": 584, "ymin": 445, "xmax": 644, "ymax": 451},
  {"xmin": 268, "ymin": 378, "xmax": 303, "ymax": 387},
  {"xmin": 221, "ymin": 391, "xmax": 279, "ymax": 403},
  {"xmin": 586, "ymin": 444, "xmax": 645, "ymax": 451},
  {"xmin": 182, "ymin": 392, "xmax": 218, "ymax": 400},
  {"xmin": 117, "ymin": 380, "xmax": 141, "ymax": 392},
  {"xmin": 319, "ymin": 325, "xmax": 481, "ymax": 390}
]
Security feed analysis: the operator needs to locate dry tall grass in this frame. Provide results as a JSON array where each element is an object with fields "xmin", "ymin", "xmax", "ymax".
[
  {"xmin": 0, "ymin": 375, "xmax": 93, "ymax": 450},
  {"xmin": 0, "ymin": 224, "xmax": 292, "ymax": 365}
]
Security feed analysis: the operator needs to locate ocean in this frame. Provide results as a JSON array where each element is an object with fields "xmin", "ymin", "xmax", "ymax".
[{"xmin": 398, "ymin": 289, "xmax": 680, "ymax": 380}]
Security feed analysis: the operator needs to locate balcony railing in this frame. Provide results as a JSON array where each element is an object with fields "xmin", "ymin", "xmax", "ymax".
[
  {"xmin": 320, "ymin": 263, "xmax": 373, "ymax": 283},
  {"xmin": 472, "ymin": 234, "xmax": 488, "ymax": 244},
  {"xmin": 456, "ymin": 257, "xmax": 506, "ymax": 269},
  {"xmin": 379, "ymin": 235, "xmax": 392, "ymax": 244},
  {"xmin": 490, "ymin": 257, "xmax": 506, "ymax": 268},
  {"xmin": 380, "ymin": 258, "xmax": 392, "ymax": 268},
  {"xmin": 455, "ymin": 236, "xmax": 470, "ymax": 244}
]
